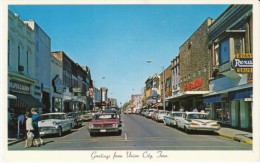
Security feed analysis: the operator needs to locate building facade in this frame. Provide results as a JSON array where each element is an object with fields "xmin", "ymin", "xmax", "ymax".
[
  {"xmin": 25, "ymin": 20, "xmax": 51, "ymax": 113},
  {"xmin": 50, "ymin": 54, "xmax": 63, "ymax": 112},
  {"xmin": 204, "ymin": 5, "xmax": 253, "ymax": 130},
  {"xmin": 160, "ymin": 64, "xmax": 173, "ymax": 110}
]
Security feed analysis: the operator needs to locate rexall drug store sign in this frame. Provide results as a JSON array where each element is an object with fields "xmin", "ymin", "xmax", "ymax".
[{"xmin": 232, "ymin": 53, "xmax": 253, "ymax": 73}]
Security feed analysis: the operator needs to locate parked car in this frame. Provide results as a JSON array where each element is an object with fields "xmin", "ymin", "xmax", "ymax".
[
  {"xmin": 155, "ymin": 110, "xmax": 168, "ymax": 122},
  {"xmin": 67, "ymin": 112, "xmax": 83, "ymax": 127},
  {"xmin": 141, "ymin": 109, "xmax": 148, "ymax": 116},
  {"xmin": 88, "ymin": 113, "xmax": 122, "ymax": 136},
  {"xmin": 38, "ymin": 112, "xmax": 73, "ymax": 137},
  {"xmin": 163, "ymin": 111, "xmax": 184, "ymax": 127},
  {"xmin": 176, "ymin": 112, "xmax": 220, "ymax": 134},
  {"xmin": 81, "ymin": 111, "xmax": 93, "ymax": 121},
  {"xmin": 146, "ymin": 109, "xmax": 156, "ymax": 118}
]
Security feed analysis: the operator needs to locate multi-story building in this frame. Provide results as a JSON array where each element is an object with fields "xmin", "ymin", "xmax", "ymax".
[
  {"xmin": 166, "ymin": 55, "xmax": 181, "ymax": 110},
  {"xmin": 177, "ymin": 18, "xmax": 213, "ymax": 112},
  {"xmin": 51, "ymin": 51, "xmax": 73, "ymax": 112},
  {"xmin": 8, "ymin": 10, "xmax": 44, "ymax": 115},
  {"xmin": 160, "ymin": 64, "xmax": 172, "ymax": 110},
  {"xmin": 131, "ymin": 94, "xmax": 143, "ymax": 112},
  {"xmin": 25, "ymin": 20, "xmax": 51, "ymax": 113},
  {"xmin": 144, "ymin": 74, "xmax": 161, "ymax": 108},
  {"xmin": 204, "ymin": 5, "xmax": 253, "ymax": 130},
  {"xmin": 82, "ymin": 65, "xmax": 93, "ymax": 110},
  {"xmin": 50, "ymin": 54, "xmax": 63, "ymax": 112}
]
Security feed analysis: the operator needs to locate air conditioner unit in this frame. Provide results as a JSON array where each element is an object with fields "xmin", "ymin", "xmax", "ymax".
[{"xmin": 18, "ymin": 65, "xmax": 24, "ymax": 72}]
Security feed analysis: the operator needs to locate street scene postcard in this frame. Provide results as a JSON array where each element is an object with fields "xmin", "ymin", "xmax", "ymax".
[{"xmin": 1, "ymin": 0, "xmax": 260, "ymax": 162}]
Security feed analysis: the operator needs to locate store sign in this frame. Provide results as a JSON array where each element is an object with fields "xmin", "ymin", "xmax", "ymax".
[
  {"xmin": 73, "ymin": 88, "xmax": 82, "ymax": 93},
  {"xmin": 9, "ymin": 81, "xmax": 30, "ymax": 93},
  {"xmin": 184, "ymin": 77, "xmax": 203, "ymax": 91},
  {"xmin": 232, "ymin": 53, "xmax": 253, "ymax": 73}
]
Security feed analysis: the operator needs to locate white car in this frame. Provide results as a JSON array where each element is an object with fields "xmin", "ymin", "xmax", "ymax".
[
  {"xmin": 176, "ymin": 112, "xmax": 220, "ymax": 133},
  {"xmin": 38, "ymin": 112, "xmax": 74, "ymax": 137},
  {"xmin": 163, "ymin": 111, "xmax": 184, "ymax": 126},
  {"xmin": 155, "ymin": 110, "xmax": 168, "ymax": 122}
]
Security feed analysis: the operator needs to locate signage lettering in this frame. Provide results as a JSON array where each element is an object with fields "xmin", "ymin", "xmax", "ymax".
[
  {"xmin": 232, "ymin": 53, "xmax": 253, "ymax": 73},
  {"xmin": 184, "ymin": 77, "xmax": 203, "ymax": 91},
  {"xmin": 10, "ymin": 81, "xmax": 30, "ymax": 93}
]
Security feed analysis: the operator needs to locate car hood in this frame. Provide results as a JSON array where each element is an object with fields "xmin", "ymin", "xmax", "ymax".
[
  {"xmin": 38, "ymin": 119, "xmax": 60, "ymax": 127},
  {"xmin": 90, "ymin": 119, "xmax": 118, "ymax": 124}
]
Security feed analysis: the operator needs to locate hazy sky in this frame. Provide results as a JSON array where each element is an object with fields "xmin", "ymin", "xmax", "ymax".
[{"xmin": 8, "ymin": 4, "xmax": 229, "ymax": 105}]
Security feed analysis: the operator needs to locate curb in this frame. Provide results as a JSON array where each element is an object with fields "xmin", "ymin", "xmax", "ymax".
[
  {"xmin": 8, "ymin": 139, "xmax": 24, "ymax": 146},
  {"xmin": 218, "ymin": 133, "xmax": 253, "ymax": 145}
]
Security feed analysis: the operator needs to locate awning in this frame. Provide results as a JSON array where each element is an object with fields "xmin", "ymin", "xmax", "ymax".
[
  {"xmin": 8, "ymin": 94, "xmax": 17, "ymax": 99},
  {"xmin": 10, "ymin": 92, "xmax": 45, "ymax": 108},
  {"xmin": 165, "ymin": 91, "xmax": 209, "ymax": 101},
  {"xmin": 228, "ymin": 88, "xmax": 252, "ymax": 101},
  {"xmin": 203, "ymin": 95, "xmax": 222, "ymax": 103}
]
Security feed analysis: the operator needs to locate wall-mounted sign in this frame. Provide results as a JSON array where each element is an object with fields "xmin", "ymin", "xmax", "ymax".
[
  {"xmin": 232, "ymin": 53, "xmax": 253, "ymax": 73},
  {"xmin": 73, "ymin": 88, "xmax": 82, "ymax": 93},
  {"xmin": 184, "ymin": 77, "xmax": 203, "ymax": 91},
  {"xmin": 9, "ymin": 81, "xmax": 30, "ymax": 93}
]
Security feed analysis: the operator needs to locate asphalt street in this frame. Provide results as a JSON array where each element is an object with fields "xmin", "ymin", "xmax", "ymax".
[{"xmin": 8, "ymin": 113, "xmax": 252, "ymax": 150}]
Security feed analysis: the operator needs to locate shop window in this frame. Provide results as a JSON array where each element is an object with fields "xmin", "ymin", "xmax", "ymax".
[
  {"xmin": 166, "ymin": 78, "xmax": 171, "ymax": 88},
  {"xmin": 214, "ymin": 102, "xmax": 231, "ymax": 124}
]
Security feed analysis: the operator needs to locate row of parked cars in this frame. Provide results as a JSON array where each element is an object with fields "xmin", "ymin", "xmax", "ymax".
[{"xmin": 138, "ymin": 108, "xmax": 221, "ymax": 134}]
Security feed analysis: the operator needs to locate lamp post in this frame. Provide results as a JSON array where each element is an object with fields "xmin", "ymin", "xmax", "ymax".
[{"xmin": 146, "ymin": 60, "xmax": 165, "ymax": 111}]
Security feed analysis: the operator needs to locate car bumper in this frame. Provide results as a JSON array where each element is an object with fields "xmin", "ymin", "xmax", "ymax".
[
  {"xmin": 187, "ymin": 126, "xmax": 220, "ymax": 131},
  {"xmin": 39, "ymin": 127, "xmax": 59, "ymax": 136},
  {"xmin": 88, "ymin": 128, "xmax": 120, "ymax": 133}
]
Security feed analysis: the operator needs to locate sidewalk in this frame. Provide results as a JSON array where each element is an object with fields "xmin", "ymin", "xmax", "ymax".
[
  {"xmin": 8, "ymin": 127, "xmax": 253, "ymax": 146},
  {"xmin": 216, "ymin": 127, "xmax": 253, "ymax": 145}
]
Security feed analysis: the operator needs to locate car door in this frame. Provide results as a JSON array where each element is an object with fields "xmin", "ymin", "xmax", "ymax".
[{"xmin": 179, "ymin": 113, "xmax": 187, "ymax": 129}]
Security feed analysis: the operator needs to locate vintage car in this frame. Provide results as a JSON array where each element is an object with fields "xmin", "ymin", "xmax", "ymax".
[
  {"xmin": 163, "ymin": 111, "xmax": 184, "ymax": 127},
  {"xmin": 67, "ymin": 112, "xmax": 83, "ymax": 127},
  {"xmin": 88, "ymin": 113, "xmax": 122, "ymax": 136},
  {"xmin": 155, "ymin": 110, "xmax": 168, "ymax": 122},
  {"xmin": 176, "ymin": 112, "xmax": 220, "ymax": 133},
  {"xmin": 81, "ymin": 111, "xmax": 93, "ymax": 121},
  {"xmin": 38, "ymin": 112, "xmax": 74, "ymax": 137}
]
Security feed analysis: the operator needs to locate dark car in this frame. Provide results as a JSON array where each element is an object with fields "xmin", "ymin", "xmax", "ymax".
[{"xmin": 67, "ymin": 112, "xmax": 83, "ymax": 127}]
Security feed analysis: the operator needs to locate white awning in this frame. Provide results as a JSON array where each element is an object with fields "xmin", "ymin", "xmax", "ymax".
[
  {"xmin": 8, "ymin": 94, "xmax": 17, "ymax": 99},
  {"xmin": 165, "ymin": 91, "xmax": 209, "ymax": 101}
]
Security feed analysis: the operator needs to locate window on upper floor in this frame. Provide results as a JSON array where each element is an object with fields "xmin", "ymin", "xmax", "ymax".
[
  {"xmin": 18, "ymin": 46, "xmax": 21, "ymax": 66},
  {"xmin": 166, "ymin": 78, "xmax": 171, "ymax": 88},
  {"xmin": 219, "ymin": 39, "xmax": 230, "ymax": 65}
]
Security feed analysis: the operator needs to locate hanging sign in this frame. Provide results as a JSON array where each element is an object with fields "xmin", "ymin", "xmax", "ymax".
[{"xmin": 232, "ymin": 53, "xmax": 253, "ymax": 73}]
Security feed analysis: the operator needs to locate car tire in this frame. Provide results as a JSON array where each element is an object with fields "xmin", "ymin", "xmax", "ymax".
[
  {"xmin": 57, "ymin": 127, "xmax": 62, "ymax": 137},
  {"xmin": 184, "ymin": 126, "xmax": 190, "ymax": 134},
  {"xmin": 117, "ymin": 130, "xmax": 122, "ymax": 136},
  {"xmin": 163, "ymin": 120, "xmax": 167, "ymax": 126}
]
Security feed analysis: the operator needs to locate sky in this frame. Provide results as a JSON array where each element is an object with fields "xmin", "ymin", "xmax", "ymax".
[{"xmin": 8, "ymin": 4, "xmax": 229, "ymax": 106}]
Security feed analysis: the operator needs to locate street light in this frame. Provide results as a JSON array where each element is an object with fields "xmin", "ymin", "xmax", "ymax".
[{"xmin": 146, "ymin": 60, "xmax": 166, "ymax": 111}]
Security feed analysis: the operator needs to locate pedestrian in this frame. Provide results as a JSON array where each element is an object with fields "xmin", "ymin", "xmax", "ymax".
[
  {"xmin": 31, "ymin": 108, "xmax": 43, "ymax": 147},
  {"xmin": 24, "ymin": 112, "xmax": 34, "ymax": 148},
  {"xmin": 17, "ymin": 111, "xmax": 25, "ymax": 139}
]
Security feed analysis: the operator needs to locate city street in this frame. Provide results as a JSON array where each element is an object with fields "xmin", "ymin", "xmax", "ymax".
[{"xmin": 8, "ymin": 113, "xmax": 252, "ymax": 150}]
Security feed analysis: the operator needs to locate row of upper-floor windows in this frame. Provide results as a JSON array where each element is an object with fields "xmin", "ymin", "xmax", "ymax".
[{"xmin": 8, "ymin": 39, "xmax": 31, "ymax": 75}]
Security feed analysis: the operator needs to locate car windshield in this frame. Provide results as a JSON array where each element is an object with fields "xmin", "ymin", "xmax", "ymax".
[
  {"xmin": 40, "ymin": 114, "xmax": 62, "ymax": 120},
  {"xmin": 94, "ymin": 114, "xmax": 117, "ymax": 120},
  {"xmin": 187, "ymin": 114, "xmax": 208, "ymax": 119},
  {"xmin": 159, "ymin": 111, "xmax": 167, "ymax": 114},
  {"xmin": 149, "ymin": 110, "xmax": 155, "ymax": 112},
  {"xmin": 67, "ymin": 113, "xmax": 77, "ymax": 117},
  {"xmin": 173, "ymin": 113, "xmax": 183, "ymax": 117}
]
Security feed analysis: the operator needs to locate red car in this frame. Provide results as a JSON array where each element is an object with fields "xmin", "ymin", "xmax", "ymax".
[{"xmin": 88, "ymin": 113, "xmax": 122, "ymax": 136}]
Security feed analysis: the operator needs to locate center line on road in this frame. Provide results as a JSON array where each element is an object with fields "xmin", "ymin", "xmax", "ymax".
[{"xmin": 124, "ymin": 133, "xmax": 128, "ymax": 141}]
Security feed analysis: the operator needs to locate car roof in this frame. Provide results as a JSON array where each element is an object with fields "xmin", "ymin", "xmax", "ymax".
[
  {"xmin": 41, "ymin": 112, "xmax": 66, "ymax": 116},
  {"xmin": 185, "ymin": 112, "xmax": 207, "ymax": 115}
]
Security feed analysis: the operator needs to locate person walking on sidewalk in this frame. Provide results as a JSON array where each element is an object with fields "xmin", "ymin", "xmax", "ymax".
[
  {"xmin": 31, "ymin": 108, "xmax": 43, "ymax": 147},
  {"xmin": 17, "ymin": 111, "xmax": 25, "ymax": 139},
  {"xmin": 24, "ymin": 112, "xmax": 34, "ymax": 148}
]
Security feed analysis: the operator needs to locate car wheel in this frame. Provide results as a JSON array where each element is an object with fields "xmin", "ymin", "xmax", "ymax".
[
  {"xmin": 57, "ymin": 127, "xmax": 62, "ymax": 137},
  {"xmin": 184, "ymin": 126, "xmax": 190, "ymax": 134},
  {"xmin": 117, "ymin": 130, "xmax": 122, "ymax": 136},
  {"xmin": 163, "ymin": 120, "xmax": 167, "ymax": 126}
]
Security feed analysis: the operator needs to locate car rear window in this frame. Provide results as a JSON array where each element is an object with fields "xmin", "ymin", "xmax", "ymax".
[{"xmin": 94, "ymin": 114, "xmax": 117, "ymax": 120}]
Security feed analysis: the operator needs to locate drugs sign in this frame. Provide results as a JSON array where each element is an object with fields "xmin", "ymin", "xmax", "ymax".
[{"xmin": 232, "ymin": 53, "xmax": 253, "ymax": 73}]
